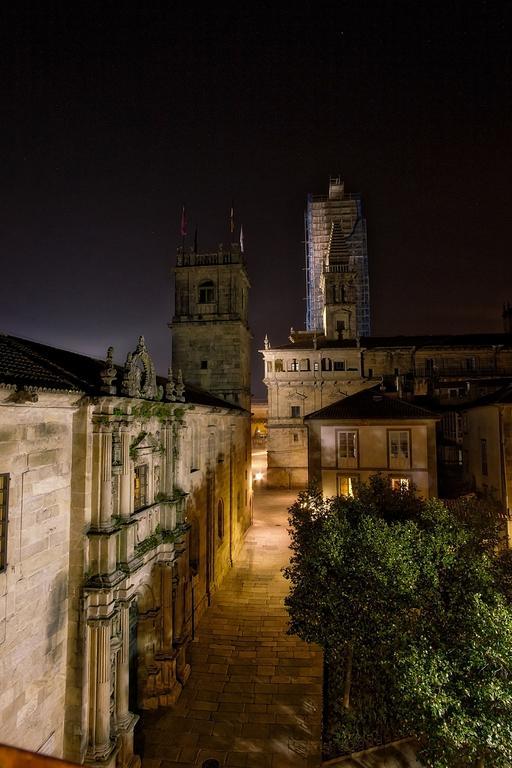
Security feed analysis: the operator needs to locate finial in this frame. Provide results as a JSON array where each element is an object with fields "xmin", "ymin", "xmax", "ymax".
[
  {"xmin": 175, "ymin": 369, "xmax": 185, "ymax": 401},
  {"xmin": 165, "ymin": 366, "xmax": 176, "ymax": 401},
  {"xmin": 100, "ymin": 346, "xmax": 117, "ymax": 394},
  {"xmin": 264, "ymin": 334, "xmax": 270, "ymax": 350}
]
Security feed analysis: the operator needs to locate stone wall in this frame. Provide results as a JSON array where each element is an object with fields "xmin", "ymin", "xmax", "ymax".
[{"xmin": 0, "ymin": 389, "xmax": 77, "ymax": 756}]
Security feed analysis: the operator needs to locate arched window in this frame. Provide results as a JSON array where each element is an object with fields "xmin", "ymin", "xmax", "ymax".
[
  {"xmin": 198, "ymin": 280, "xmax": 215, "ymax": 304},
  {"xmin": 217, "ymin": 499, "xmax": 224, "ymax": 541}
]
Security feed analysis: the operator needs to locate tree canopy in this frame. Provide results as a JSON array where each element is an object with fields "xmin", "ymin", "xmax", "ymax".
[{"xmin": 284, "ymin": 476, "xmax": 512, "ymax": 767}]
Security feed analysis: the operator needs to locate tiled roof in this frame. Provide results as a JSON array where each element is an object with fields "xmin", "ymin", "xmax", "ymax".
[
  {"xmin": 305, "ymin": 387, "xmax": 439, "ymax": 421},
  {"xmin": 0, "ymin": 334, "xmax": 104, "ymax": 393},
  {"xmin": 267, "ymin": 332, "xmax": 512, "ymax": 352},
  {"xmin": 0, "ymin": 333, "xmax": 245, "ymax": 411}
]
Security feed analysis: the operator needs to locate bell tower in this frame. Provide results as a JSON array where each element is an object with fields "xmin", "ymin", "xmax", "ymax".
[
  {"xmin": 321, "ymin": 220, "xmax": 358, "ymax": 340},
  {"xmin": 171, "ymin": 242, "xmax": 251, "ymax": 410}
]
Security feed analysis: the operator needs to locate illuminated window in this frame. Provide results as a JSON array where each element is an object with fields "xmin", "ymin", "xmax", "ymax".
[
  {"xmin": 337, "ymin": 474, "xmax": 358, "ymax": 497},
  {"xmin": 389, "ymin": 430, "xmax": 410, "ymax": 469},
  {"xmin": 198, "ymin": 280, "xmax": 215, "ymax": 304},
  {"xmin": 0, "ymin": 474, "xmax": 9, "ymax": 572},
  {"xmin": 134, "ymin": 465, "xmax": 148, "ymax": 510},
  {"xmin": 337, "ymin": 431, "xmax": 357, "ymax": 467},
  {"xmin": 390, "ymin": 477, "xmax": 409, "ymax": 492},
  {"xmin": 287, "ymin": 359, "xmax": 299, "ymax": 372}
]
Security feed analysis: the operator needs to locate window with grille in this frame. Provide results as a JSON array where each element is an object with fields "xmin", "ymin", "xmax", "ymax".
[
  {"xmin": 389, "ymin": 430, "xmax": 411, "ymax": 469},
  {"xmin": 337, "ymin": 431, "xmax": 357, "ymax": 467},
  {"xmin": 134, "ymin": 465, "xmax": 148, "ymax": 510},
  {"xmin": 0, "ymin": 474, "xmax": 9, "ymax": 572}
]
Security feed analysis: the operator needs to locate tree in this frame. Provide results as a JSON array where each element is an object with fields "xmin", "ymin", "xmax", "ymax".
[{"xmin": 284, "ymin": 476, "xmax": 512, "ymax": 767}]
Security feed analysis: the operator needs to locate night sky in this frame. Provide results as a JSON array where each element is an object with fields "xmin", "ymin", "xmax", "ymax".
[{"xmin": 2, "ymin": 2, "xmax": 511, "ymax": 398}]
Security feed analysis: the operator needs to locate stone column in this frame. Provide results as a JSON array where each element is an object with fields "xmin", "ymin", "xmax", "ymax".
[
  {"xmin": 160, "ymin": 562, "xmax": 174, "ymax": 654},
  {"xmin": 119, "ymin": 426, "xmax": 132, "ymax": 519},
  {"xmin": 87, "ymin": 619, "xmax": 112, "ymax": 759},
  {"xmin": 161, "ymin": 421, "xmax": 174, "ymax": 499},
  {"xmin": 116, "ymin": 603, "xmax": 131, "ymax": 726},
  {"xmin": 99, "ymin": 428, "xmax": 113, "ymax": 528}
]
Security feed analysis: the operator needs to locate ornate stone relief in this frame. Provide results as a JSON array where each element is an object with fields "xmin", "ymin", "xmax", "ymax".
[{"xmin": 122, "ymin": 336, "xmax": 163, "ymax": 400}]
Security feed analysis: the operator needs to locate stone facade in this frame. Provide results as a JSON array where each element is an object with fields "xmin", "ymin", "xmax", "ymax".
[
  {"xmin": 305, "ymin": 389, "xmax": 439, "ymax": 499},
  {"xmin": 171, "ymin": 244, "xmax": 251, "ymax": 411},
  {"xmin": 261, "ymin": 333, "xmax": 512, "ymax": 489},
  {"xmin": 0, "ymin": 332, "xmax": 251, "ymax": 766}
]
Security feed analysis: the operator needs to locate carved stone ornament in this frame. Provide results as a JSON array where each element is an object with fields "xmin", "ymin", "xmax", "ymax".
[
  {"xmin": 264, "ymin": 334, "xmax": 270, "ymax": 350},
  {"xmin": 100, "ymin": 346, "xmax": 117, "ymax": 394},
  {"xmin": 121, "ymin": 336, "xmax": 163, "ymax": 400},
  {"xmin": 286, "ymin": 390, "xmax": 307, "ymax": 400},
  {"xmin": 175, "ymin": 369, "xmax": 185, "ymax": 402},
  {"xmin": 165, "ymin": 366, "xmax": 176, "ymax": 401}
]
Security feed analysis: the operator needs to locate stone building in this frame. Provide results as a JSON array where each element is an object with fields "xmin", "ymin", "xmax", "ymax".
[
  {"xmin": 305, "ymin": 387, "xmax": 439, "ymax": 499},
  {"xmin": 0, "ymin": 333, "xmax": 251, "ymax": 765},
  {"xmin": 171, "ymin": 243, "xmax": 251, "ymax": 411},
  {"xmin": 462, "ymin": 382, "xmax": 512, "ymax": 538},
  {"xmin": 262, "ymin": 331, "xmax": 512, "ymax": 489},
  {"xmin": 0, "ymin": 239, "xmax": 252, "ymax": 765}
]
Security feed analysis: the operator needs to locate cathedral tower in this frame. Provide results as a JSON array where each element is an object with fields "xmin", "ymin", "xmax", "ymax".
[{"xmin": 171, "ymin": 242, "xmax": 251, "ymax": 410}]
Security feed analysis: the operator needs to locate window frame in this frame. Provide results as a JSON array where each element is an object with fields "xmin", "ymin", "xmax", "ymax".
[
  {"xmin": 390, "ymin": 476, "xmax": 410, "ymax": 492},
  {"xmin": 388, "ymin": 429, "xmax": 411, "ymax": 469},
  {"xmin": 198, "ymin": 280, "xmax": 215, "ymax": 304},
  {"xmin": 336, "ymin": 429, "xmax": 358, "ymax": 468},
  {"xmin": 133, "ymin": 464, "xmax": 148, "ymax": 511},
  {"xmin": 290, "ymin": 405, "xmax": 301, "ymax": 419},
  {"xmin": 337, "ymin": 474, "xmax": 359, "ymax": 497}
]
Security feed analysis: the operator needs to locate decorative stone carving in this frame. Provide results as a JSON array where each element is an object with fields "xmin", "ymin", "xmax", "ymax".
[
  {"xmin": 264, "ymin": 334, "xmax": 270, "ymax": 350},
  {"xmin": 175, "ymin": 369, "xmax": 185, "ymax": 402},
  {"xmin": 121, "ymin": 336, "xmax": 163, "ymax": 400},
  {"xmin": 165, "ymin": 367, "xmax": 176, "ymax": 401},
  {"xmin": 100, "ymin": 346, "xmax": 117, "ymax": 394}
]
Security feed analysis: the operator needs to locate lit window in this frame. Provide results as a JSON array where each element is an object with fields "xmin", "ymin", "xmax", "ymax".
[
  {"xmin": 337, "ymin": 431, "xmax": 357, "ymax": 467},
  {"xmin": 314, "ymin": 362, "xmax": 319, "ymax": 371},
  {"xmin": 337, "ymin": 475, "xmax": 358, "ymax": 497},
  {"xmin": 0, "ymin": 474, "xmax": 9, "ymax": 572},
  {"xmin": 134, "ymin": 465, "xmax": 148, "ymax": 510},
  {"xmin": 288, "ymin": 359, "xmax": 299, "ymax": 372},
  {"xmin": 389, "ymin": 430, "xmax": 410, "ymax": 469},
  {"xmin": 291, "ymin": 405, "xmax": 301, "ymax": 418},
  {"xmin": 198, "ymin": 280, "xmax": 215, "ymax": 304},
  {"xmin": 390, "ymin": 477, "xmax": 409, "ymax": 492}
]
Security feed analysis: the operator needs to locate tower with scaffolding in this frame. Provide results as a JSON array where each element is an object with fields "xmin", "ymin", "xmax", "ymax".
[{"xmin": 304, "ymin": 177, "xmax": 370, "ymax": 337}]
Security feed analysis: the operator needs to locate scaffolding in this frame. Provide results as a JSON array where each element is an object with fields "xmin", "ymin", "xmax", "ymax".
[{"xmin": 304, "ymin": 177, "xmax": 370, "ymax": 336}]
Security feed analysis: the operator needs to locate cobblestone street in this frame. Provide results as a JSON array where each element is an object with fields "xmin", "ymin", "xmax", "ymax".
[{"xmin": 140, "ymin": 489, "xmax": 323, "ymax": 768}]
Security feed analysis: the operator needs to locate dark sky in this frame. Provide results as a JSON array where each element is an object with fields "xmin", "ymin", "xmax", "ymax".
[{"xmin": 2, "ymin": 1, "xmax": 511, "ymax": 398}]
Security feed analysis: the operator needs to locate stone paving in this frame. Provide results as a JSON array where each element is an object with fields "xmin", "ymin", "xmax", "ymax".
[{"xmin": 140, "ymin": 489, "xmax": 323, "ymax": 768}]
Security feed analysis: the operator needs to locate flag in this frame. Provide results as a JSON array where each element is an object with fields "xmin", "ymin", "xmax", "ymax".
[
  {"xmin": 239, "ymin": 224, "xmax": 244, "ymax": 253},
  {"xmin": 180, "ymin": 205, "xmax": 187, "ymax": 237},
  {"xmin": 230, "ymin": 204, "xmax": 234, "ymax": 235}
]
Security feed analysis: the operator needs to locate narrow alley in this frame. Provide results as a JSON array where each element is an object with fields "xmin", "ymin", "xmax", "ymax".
[{"xmin": 140, "ymin": 489, "xmax": 323, "ymax": 768}]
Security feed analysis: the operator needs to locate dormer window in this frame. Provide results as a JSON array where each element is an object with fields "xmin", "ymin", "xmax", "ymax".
[{"xmin": 198, "ymin": 280, "xmax": 215, "ymax": 304}]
